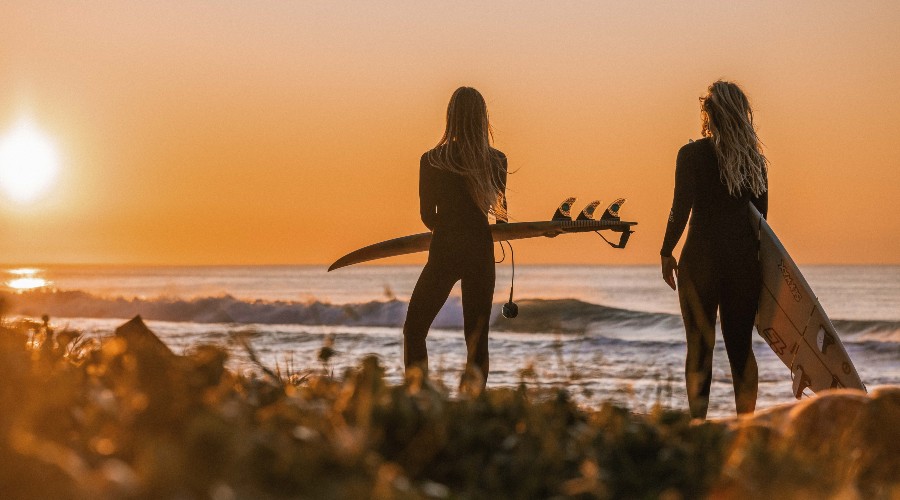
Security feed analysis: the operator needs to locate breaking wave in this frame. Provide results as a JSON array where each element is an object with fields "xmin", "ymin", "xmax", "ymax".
[{"xmin": 1, "ymin": 290, "xmax": 897, "ymax": 343}]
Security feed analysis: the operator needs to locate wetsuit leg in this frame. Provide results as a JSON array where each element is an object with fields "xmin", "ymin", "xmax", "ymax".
[
  {"xmin": 677, "ymin": 235, "xmax": 719, "ymax": 419},
  {"xmin": 459, "ymin": 252, "xmax": 495, "ymax": 390},
  {"xmin": 403, "ymin": 258, "xmax": 459, "ymax": 374},
  {"xmin": 719, "ymin": 241, "xmax": 760, "ymax": 414}
]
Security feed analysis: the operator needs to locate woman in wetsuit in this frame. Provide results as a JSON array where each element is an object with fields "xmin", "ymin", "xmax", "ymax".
[
  {"xmin": 661, "ymin": 81, "xmax": 769, "ymax": 419},
  {"xmin": 403, "ymin": 87, "xmax": 508, "ymax": 393}
]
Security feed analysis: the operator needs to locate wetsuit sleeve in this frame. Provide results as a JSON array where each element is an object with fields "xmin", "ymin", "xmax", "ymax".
[
  {"xmin": 660, "ymin": 146, "xmax": 695, "ymax": 257},
  {"xmin": 419, "ymin": 154, "xmax": 438, "ymax": 230},
  {"xmin": 496, "ymin": 154, "xmax": 509, "ymax": 222},
  {"xmin": 752, "ymin": 170, "xmax": 769, "ymax": 219}
]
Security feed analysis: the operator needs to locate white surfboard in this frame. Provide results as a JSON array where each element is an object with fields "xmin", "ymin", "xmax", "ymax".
[{"xmin": 749, "ymin": 203, "xmax": 865, "ymax": 398}]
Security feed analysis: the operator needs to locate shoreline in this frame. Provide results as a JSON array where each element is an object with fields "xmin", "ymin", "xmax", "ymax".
[{"xmin": 2, "ymin": 300, "xmax": 896, "ymax": 421}]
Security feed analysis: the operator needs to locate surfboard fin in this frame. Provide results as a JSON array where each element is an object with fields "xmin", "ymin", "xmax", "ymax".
[
  {"xmin": 816, "ymin": 327, "xmax": 836, "ymax": 355},
  {"xmin": 552, "ymin": 197, "xmax": 577, "ymax": 221},
  {"xmin": 601, "ymin": 198, "xmax": 626, "ymax": 221},
  {"xmin": 576, "ymin": 200, "xmax": 601, "ymax": 221},
  {"xmin": 792, "ymin": 364, "xmax": 812, "ymax": 399}
]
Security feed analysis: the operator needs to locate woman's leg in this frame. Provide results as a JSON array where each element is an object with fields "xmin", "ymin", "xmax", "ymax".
[
  {"xmin": 720, "ymin": 244, "xmax": 761, "ymax": 415},
  {"xmin": 459, "ymin": 255, "xmax": 496, "ymax": 392},
  {"xmin": 677, "ymin": 238, "xmax": 719, "ymax": 419},
  {"xmin": 403, "ymin": 259, "xmax": 458, "ymax": 375}
]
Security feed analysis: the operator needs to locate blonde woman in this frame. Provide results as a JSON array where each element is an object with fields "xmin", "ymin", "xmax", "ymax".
[
  {"xmin": 403, "ymin": 87, "xmax": 508, "ymax": 392},
  {"xmin": 661, "ymin": 81, "xmax": 769, "ymax": 418}
]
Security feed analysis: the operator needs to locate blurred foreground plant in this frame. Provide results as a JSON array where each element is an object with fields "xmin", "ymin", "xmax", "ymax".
[{"xmin": 0, "ymin": 316, "xmax": 896, "ymax": 499}]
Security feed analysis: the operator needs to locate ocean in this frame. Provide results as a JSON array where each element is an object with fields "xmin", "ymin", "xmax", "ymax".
[{"xmin": 3, "ymin": 264, "xmax": 898, "ymax": 418}]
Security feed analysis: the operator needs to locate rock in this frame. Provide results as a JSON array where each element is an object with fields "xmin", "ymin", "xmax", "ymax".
[
  {"xmin": 784, "ymin": 388, "xmax": 869, "ymax": 451},
  {"xmin": 114, "ymin": 316, "xmax": 176, "ymax": 361}
]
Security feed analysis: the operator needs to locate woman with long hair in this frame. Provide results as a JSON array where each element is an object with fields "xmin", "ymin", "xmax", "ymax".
[
  {"xmin": 661, "ymin": 80, "xmax": 769, "ymax": 418},
  {"xmin": 403, "ymin": 87, "xmax": 508, "ymax": 393}
]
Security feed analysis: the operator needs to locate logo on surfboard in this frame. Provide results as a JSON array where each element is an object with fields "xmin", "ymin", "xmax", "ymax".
[
  {"xmin": 778, "ymin": 260, "xmax": 802, "ymax": 302},
  {"xmin": 762, "ymin": 328, "xmax": 788, "ymax": 355}
]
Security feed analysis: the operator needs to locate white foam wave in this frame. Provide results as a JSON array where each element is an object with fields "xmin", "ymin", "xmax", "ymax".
[{"xmin": 1, "ymin": 290, "xmax": 896, "ymax": 344}]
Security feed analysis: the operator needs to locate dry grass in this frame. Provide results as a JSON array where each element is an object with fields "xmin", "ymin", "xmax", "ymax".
[{"xmin": 0, "ymin": 316, "xmax": 896, "ymax": 499}]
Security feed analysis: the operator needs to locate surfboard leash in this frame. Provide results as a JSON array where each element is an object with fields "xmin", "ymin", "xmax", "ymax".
[
  {"xmin": 495, "ymin": 240, "xmax": 507, "ymax": 264},
  {"xmin": 593, "ymin": 229, "xmax": 634, "ymax": 249},
  {"xmin": 496, "ymin": 240, "xmax": 518, "ymax": 319}
]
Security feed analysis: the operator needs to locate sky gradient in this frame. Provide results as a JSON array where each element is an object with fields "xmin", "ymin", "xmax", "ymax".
[{"xmin": 2, "ymin": 1, "xmax": 899, "ymax": 265}]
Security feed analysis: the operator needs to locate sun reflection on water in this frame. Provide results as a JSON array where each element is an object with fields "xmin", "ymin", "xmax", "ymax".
[
  {"xmin": 6, "ymin": 268, "xmax": 50, "ymax": 291},
  {"xmin": 9, "ymin": 268, "xmax": 39, "ymax": 276}
]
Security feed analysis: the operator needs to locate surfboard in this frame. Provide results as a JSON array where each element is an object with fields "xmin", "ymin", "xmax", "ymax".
[
  {"xmin": 328, "ymin": 199, "xmax": 636, "ymax": 271},
  {"xmin": 749, "ymin": 203, "xmax": 866, "ymax": 398}
]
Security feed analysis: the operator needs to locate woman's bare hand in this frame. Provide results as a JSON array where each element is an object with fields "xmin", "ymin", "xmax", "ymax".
[{"xmin": 661, "ymin": 255, "xmax": 678, "ymax": 291}]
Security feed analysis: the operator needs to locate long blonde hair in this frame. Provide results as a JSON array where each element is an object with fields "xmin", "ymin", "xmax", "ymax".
[
  {"xmin": 427, "ymin": 87, "xmax": 506, "ymax": 219},
  {"xmin": 701, "ymin": 80, "xmax": 769, "ymax": 197}
]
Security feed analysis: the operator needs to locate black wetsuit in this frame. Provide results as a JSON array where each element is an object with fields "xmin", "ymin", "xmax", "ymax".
[
  {"xmin": 661, "ymin": 137, "xmax": 768, "ymax": 418},
  {"xmin": 403, "ymin": 149, "xmax": 508, "ymax": 386}
]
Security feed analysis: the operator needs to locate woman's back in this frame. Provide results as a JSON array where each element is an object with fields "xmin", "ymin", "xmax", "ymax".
[
  {"xmin": 419, "ymin": 148, "xmax": 507, "ymax": 233},
  {"xmin": 661, "ymin": 138, "xmax": 767, "ymax": 256},
  {"xmin": 683, "ymin": 138, "xmax": 766, "ymax": 237}
]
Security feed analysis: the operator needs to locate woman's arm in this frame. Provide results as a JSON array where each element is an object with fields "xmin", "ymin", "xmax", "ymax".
[
  {"xmin": 660, "ymin": 145, "xmax": 696, "ymax": 257},
  {"xmin": 419, "ymin": 154, "xmax": 438, "ymax": 230},
  {"xmin": 660, "ymin": 145, "xmax": 694, "ymax": 291}
]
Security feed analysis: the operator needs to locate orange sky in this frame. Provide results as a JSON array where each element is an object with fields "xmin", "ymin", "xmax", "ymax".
[{"xmin": 1, "ymin": 2, "xmax": 899, "ymax": 265}]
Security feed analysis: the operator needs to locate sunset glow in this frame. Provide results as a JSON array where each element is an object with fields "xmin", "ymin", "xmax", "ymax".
[
  {"xmin": 0, "ymin": 120, "xmax": 59, "ymax": 203},
  {"xmin": 0, "ymin": 6, "xmax": 895, "ymax": 497},
  {"xmin": 1, "ymin": 3, "xmax": 898, "ymax": 264}
]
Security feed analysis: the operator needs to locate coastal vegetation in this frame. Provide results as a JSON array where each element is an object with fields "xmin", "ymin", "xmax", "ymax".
[{"xmin": 0, "ymin": 316, "xmax": 896, "ymax": 499}]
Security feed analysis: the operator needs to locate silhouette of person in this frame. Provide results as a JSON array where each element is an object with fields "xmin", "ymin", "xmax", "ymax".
[
  {"xmin": 403, "ymin": 87, "xmax": 508, "ymax": 394},
  {"xmin": 661, "ymin": 81, "xmax": 768, "ymax": 418}
]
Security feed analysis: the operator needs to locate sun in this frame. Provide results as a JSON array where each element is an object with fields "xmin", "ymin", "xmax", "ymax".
[{"xmin": 0, "ymin": 120, "xmax": 60, "ymax": 203}]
